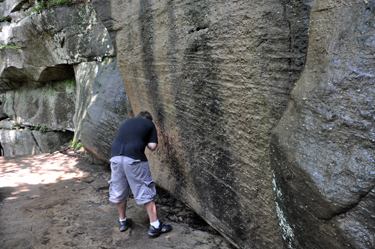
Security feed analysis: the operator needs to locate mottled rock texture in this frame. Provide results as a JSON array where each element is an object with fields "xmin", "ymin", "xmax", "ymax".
[
  {"xmin": 0, "ymin": 3, "xmax": 114, "ymax": 92},
  {"xmin": 0, "ymin": 2, "xmax": 128, "ymax": 161},
  {"xmin": 0, "ymin": 129, "xmax": 72, "ymax": 156},
  {"xmin": 271, "ymin": 0, "xmax": 375, "ymax": 248},
  {"xmin": 0, "ymin": 0, "xmax": 373, "ymax": 249},
  {"xmin": 75, "ymin": 58, "xmax": 129, "ymax": 163},
  {"xmin": 104, "ymin": 0, "xmax": 313, "ymax": 248},
  {"xmin": 13, "ymin": 78, "xmax": 76, "ymax": 131}
]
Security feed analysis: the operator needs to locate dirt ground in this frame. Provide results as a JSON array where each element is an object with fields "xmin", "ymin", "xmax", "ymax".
[{"xmin": 0, "ymin": 149, "xmax": 235, "ymax": 249}]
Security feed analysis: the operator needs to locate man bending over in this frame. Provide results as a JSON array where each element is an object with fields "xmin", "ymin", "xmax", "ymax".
[{"xmin": 109, "ymin": 111, "xmax": 172, "ymax": 236}]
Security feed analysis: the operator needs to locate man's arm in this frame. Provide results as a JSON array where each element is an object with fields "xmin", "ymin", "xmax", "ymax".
[{"xmin": 147, "ymin": 142, "xmax": 158, "ymax": 151}]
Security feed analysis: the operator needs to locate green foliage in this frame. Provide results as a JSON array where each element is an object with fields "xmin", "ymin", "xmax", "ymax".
[
  {"xmin": 29, "ymin": 124, "xmax": 48, "ymax": 132},
  {"xmin": 40, "ymin": 125, "xmax": 48, "ymax": 132},
  {"xmin": 31, "ymin": 124, "xmax": 41, "ymax": 131},
  {"xmin": 33, "ymin": 0, "xmax": 83, "ymax": 12},
  {"xmin": 13, "ymin": 124, "xmax": 21, "ymax": 130},
  {"xmin": 0, "ymin": 16, "xmax": 9, "ymax": 22},
  {"xmin": 65, "ymin": 78, "xmax": 76, "ymax": 89},
  {"xmin": 0, "ymin": 43, "xmax": 21, "ymax": 51},
  {"xmin": 69, "ymin": 140, "xmax": 83, "ymax": 150}
]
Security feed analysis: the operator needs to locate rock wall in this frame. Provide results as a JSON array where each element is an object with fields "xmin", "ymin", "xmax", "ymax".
[
  {"xmin": 75, "ymin": 58, "xmax": 130, "ymax": 163},
  {"xmin": 271, "ymin": 0, "xmax": 375, "ymax": 248},
  {"xmin": 103, "ymin": 0, "xmax": 313, "ymax": 248},
  {"xmin": 1, "ymin": 0, "xmax": 373, "ymax": 249},
  {"xmin": 0, "ymin": 129, "xmax": 72, "ymax": 155},
  {"xmin": 0, "ymin": 1, "xmax": 128, "ymax": 158}
]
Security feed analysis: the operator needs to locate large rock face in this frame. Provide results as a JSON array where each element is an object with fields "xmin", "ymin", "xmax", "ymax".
[
  {"xmin": 13, "ymin": 78, "xmax": 76, "ymax": 131},
  {"xmin": 0, "ymin": 2, "xmax": 128, "ymax": 160},
  {"xmin": 1, "ymin": 0, "xmax": 373, "ymax": 248},
  {"xmin": 0, "ymin": 3, "xmax": 114, "ymax": 91},
  {"xmin": 75, "ymin": 58, "xmax": 130, "ymax": 163},
  {"xmin": 0, "ymin": 129, "xmax": 72, "ymax": 156},
  {"xmin": 271, "ymin": 0, "xmax": 375, "ymax": 248},
  {"xmin": 104, "ymin": 0, "xmax": 313, "ymax": 248}
]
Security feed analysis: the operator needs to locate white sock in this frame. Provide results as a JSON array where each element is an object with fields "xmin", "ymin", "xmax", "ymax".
[
  {"xmin": 151, "ymin": 220, "xmax": 160, "ymax": 228},
  {"xmin": 119, "ymin": 217, "xmax": 127, "ymax": 222}
]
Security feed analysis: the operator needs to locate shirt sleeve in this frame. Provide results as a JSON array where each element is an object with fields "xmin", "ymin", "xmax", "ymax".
[{"xmin": 149, "ymin": 124, "xmax": 158, "ymax": 143}]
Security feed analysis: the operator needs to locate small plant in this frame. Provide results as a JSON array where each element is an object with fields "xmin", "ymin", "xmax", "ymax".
[
  {"xmin": 40, "ymin": 125, "xmax": 48, "ymax": 132},
  {"xmin": 13, "ymin": 124, "xmax": 21, "ymax": 130},
  {"xmin": 32, "ymin": 0, "xmax": 84, "ymax": 13},
  {"xmin": 69, "ymin": 140, "xmax": 83, "ymax": 150},
  {"xmin": 34, "ymin": 124, "xmax": 41, "ymax": 131},
  {"xmin": 76, "ymin": 142, "xmax": 83, "ymax": 150},
  {"xmin": 0, "ymin": 43, "xmax": 21, "ymax": 51},
  {"xmin": 0, "ymin": 16, "xmax": 9, "ymax": 22}
]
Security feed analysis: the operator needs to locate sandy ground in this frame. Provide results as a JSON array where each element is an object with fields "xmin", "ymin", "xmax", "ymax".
[{"xmin": 0, "ymin": 151, "xmax": 234, "ymax": 249}]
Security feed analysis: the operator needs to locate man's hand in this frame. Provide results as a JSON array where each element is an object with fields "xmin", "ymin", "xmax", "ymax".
[{"xmin": 147, "ymin": 143, "xmax": 158, "ymax": 151}]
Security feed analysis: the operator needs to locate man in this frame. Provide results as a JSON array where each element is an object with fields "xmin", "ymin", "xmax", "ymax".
[{"xmin": 109, "ymin": 111, "xmax": 172, "ymax": 237}]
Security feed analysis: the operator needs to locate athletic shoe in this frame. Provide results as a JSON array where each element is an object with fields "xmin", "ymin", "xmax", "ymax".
[
  {"xmin": 119, "ymin": 218, "xmax": 132, "ymax": 232},
  {"xmin": 148, "ymin": 222, "xmax": 172, "ymax": 237}
]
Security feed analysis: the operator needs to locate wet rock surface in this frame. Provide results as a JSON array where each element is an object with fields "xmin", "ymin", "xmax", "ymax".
[{"xmin": 0, "ymin": 150, "xmax": 234, "ymax": 249}]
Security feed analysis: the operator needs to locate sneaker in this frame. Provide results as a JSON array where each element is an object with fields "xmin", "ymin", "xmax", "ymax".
[
  {"xmin": 148, "ymin": 222, "xmax": 172, "ymax": 237},
  {"xmin": 119, "ymin": 218, "xmax": 132, "ymax": 232}
]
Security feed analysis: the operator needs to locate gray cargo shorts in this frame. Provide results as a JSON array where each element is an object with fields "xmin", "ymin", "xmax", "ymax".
[{"xmin": 108, "ymin": 156, "xmax": 156, "ymax": 205}]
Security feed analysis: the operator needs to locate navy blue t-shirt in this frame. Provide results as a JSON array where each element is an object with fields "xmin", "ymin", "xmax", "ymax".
[{"xmin": 111, "ymin": 117, "xmax": 158, "ymax": 161}]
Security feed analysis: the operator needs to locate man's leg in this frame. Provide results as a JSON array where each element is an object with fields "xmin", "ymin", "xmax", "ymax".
[
  {"xmin": 109, "ymin": 156, "xmax": 132, "ymax": 232},
  {"xmin": 145, "ymin": 200, "xmax": 172, "ymax": 237},
  {"xmin": 144, "ymin": 200, "xmax": 157, "ymax": 222},
  {"xmin": 116, "ymin": 200, "xmax": 132, "ymax": 232},
  {"xmin": 124, "ymin": 160, "xmax": 172, "ymax": 236},
  {"xmin": 116, "ymin": 200, "xmax": 127, "ymax": 220}
]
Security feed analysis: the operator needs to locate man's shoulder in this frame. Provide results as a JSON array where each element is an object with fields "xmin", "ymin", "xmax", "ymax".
[{"xmin": 123, "ymin": 117, "xmax": 154, "ymax": 127}]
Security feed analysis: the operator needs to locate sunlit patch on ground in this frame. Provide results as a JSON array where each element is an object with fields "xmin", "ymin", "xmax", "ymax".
[
  {"xmin": 0, "ymin": 151, "xmax": 234, "ymax": 248},
  {"xmin": 0, "ymin": 152, "xmax": 87, "ymax": 192}
]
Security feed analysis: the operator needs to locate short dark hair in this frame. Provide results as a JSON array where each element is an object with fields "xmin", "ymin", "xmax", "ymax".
[{"xmin": 137, "ymin": 111, "xmax": 153, "ymax": 121}]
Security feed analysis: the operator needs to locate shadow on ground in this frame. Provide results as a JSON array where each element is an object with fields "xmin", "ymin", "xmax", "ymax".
[{"xmin": 0, "ymin": 150, "xmax": 235, "ymax": 249}]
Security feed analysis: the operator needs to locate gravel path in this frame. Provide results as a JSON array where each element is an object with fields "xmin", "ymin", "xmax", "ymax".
[{"xmin": 0, "ymin": 151, "xmax": 234, "ymax": 249}]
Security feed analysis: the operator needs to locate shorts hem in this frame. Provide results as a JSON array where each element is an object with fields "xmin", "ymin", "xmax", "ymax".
[
  {"xmin": 135, "ymin": 197, "xmax": 155, "ymax": 205},
  {"xmin": 109, "ymin": 197, "xmax": 129, "ymax": 204}
]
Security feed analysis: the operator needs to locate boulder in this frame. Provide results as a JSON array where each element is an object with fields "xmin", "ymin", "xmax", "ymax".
[
  {"xmin": 13, "ymin": 78, "xmax": 76, "ymax": 131},
  {"xmin": 104, "ymin": 0, "xmax": 313, "ymax": 247},
  {"xmin": 0, "ymin": 2, "xmax": 114, "ymax": 92},
  {"xmin": 0, "ymin": 93, "xmax": 7, "ymax": 120},
  {"xmin": 0, "ymin": 119, "xmax": 15, "ymax": 129},
  {"xmin": 1, "ymin": 91, "xmax": 16, "ymax": 119},
  {"xmin": 0, "ymin": 129, "xmax": 73, "ymax": 156},
  {"xmin": 31, "ymin": 129, "xmax": 73, "ymax": 154},
  {"xmin": 73, "ymin": 61, "xmax": 98, "ymax": 140},
  {"xmin": 0, "ymin": 0, "xmax": 25, "ymax": 19},
  {"xmin": 271, "ymin": 0, "xmax": 375, "ymax": 248},
  {"xmin": 0, "ymin": 2, "xmax": 128, "ymax": 163},
  {"xmin": 91, "ymin": 0, "xmax": 119, "ymax": 53},
  {"xmin": 76, "ymin": 58, "xmax": 129, "ymax": 163}
]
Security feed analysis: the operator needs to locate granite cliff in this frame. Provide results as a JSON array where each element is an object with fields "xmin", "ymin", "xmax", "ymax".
[{"xmin": 0, "ymin": 0, "xmax": 374, "ymax": 248}]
